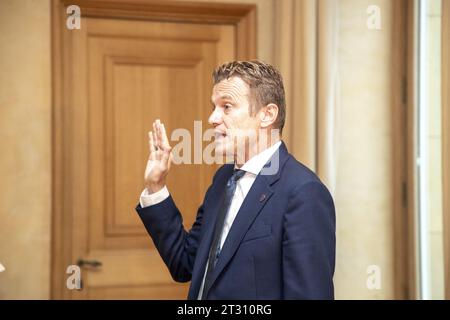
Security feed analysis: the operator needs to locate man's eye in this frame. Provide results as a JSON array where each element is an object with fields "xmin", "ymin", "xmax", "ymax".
[{"xmin": 224, "ymin": 105, "xmax": 231, "ymax": 110}]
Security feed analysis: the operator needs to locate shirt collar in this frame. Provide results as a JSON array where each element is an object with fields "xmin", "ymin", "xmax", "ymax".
[{"xmin": 235, "ymin": 141, "xmax": 282, "ymax": 176}]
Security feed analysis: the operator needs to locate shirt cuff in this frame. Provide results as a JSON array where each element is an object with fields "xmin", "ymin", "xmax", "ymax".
[{"xmin": 139, "ymin": 186, "xmax": 170, "ymax": 208}]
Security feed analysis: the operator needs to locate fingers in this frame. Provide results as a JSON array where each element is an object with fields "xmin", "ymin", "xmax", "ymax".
[
  {"xmin": 148, "ymin": 131, "xmax": 156, "ymax": 161},
  {"xmin": 152, "ymin": 121, "xmax": 159, "ymax": 150},
  {"xmin": 154, "ymin": 119, "xmax": 162, "ymax": 150},
  {"xmin": 152, "ymin": 130, "xmax": 158, "ymax": 150},
  {"xmin": 158, "ymin": 121, "xmax": 171, "ymax": 168},
  {"xmin": 150, "ymin": 119, "xmax": 172, "ymax": 163},
  {"xmin": 153, "ymin": 119, "xmax": 171, "ymax": 151},
  {"xmin": 160, "ymin": 123, "xmax": 171, "ymax": 151},
  {"xmin": 161, "ymin": 147, "xmax": 171, "ymax": 169}
]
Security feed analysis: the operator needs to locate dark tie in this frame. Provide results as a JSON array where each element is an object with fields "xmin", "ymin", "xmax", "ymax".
[{"xmin": 202, "ymin": 169, "xmax": 246, "ymax": 299}]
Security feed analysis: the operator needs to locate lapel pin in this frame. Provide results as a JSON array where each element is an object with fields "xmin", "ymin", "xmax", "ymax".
[{"xmin": 259, "ymin": 194, "xmax": 266, "ymax": 202}]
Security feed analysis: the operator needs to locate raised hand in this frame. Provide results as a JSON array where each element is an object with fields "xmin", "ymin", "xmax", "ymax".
[{"xmin": 144, "ymin": 119, "xmax": 173, "ymax": 193}]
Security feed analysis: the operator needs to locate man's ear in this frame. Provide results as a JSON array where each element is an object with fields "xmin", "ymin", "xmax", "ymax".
[{"xmin": 259, "ymin": 103, "xmax": 279, "ymax": 128}]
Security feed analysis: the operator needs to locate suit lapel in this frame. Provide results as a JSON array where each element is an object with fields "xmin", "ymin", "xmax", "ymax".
[
  {"xmin": 188, "ymin": 165, "xmax": 234, "ymax": 299},
  {"xmin": 202, "ymin": 142, "xmax": 290, "ymax": 297},
  {"xmin": 204, "ymin": 175, "xmax": 274, "ymax": 292}
]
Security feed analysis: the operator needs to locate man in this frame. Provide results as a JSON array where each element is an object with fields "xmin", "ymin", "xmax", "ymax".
[{"xmin": 136, "ymin": 60, "xmax": 335, "ymax": 299}]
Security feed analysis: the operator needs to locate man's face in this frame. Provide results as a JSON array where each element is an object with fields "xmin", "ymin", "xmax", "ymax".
[{"xmin": 208, "ymin": 76, "xmax": 261, "ymax": 157}]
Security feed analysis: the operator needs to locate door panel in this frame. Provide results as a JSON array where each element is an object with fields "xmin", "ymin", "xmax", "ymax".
[{"xmin": 68, "ymin": 17, "xmax": 235, "ymax": 299}]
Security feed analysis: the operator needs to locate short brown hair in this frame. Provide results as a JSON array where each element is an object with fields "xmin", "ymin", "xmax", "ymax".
[{"xmin": 212, "ymin": 60, "xmax": 286, "ymax": 134}]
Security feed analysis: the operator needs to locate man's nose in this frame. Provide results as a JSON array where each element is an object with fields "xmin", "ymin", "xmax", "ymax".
[{"xmin": 208, "ymin": 108, "xmax": 222, "ymax": 126}]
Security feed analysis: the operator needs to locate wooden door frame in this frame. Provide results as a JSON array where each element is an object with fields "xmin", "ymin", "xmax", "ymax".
[
  {"xmin": 50, "ymin": 0, "xmax": 256, "ymax": 299},
  {"xmin": 402, "ymin": 0, "xmax": 423, "ymax": 300},
  {"xmin": 391, "ymin": 0, "xmax": 417, "ymax": 300}
]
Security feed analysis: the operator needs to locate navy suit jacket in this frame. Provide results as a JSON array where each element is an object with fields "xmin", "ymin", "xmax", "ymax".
[{"xmin": 136, "ymin": 142, "xmax": 335, "ymax": 299}]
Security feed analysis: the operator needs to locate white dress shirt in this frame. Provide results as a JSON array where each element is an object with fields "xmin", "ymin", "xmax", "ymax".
[{"xmin": 139, "ymin": 140, "xmax": 282, "ymax": 299}]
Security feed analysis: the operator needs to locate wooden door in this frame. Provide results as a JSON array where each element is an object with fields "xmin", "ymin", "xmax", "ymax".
[{"xmin": 52, "ymin": 1, "xmax": 255, "ymax": 300}]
